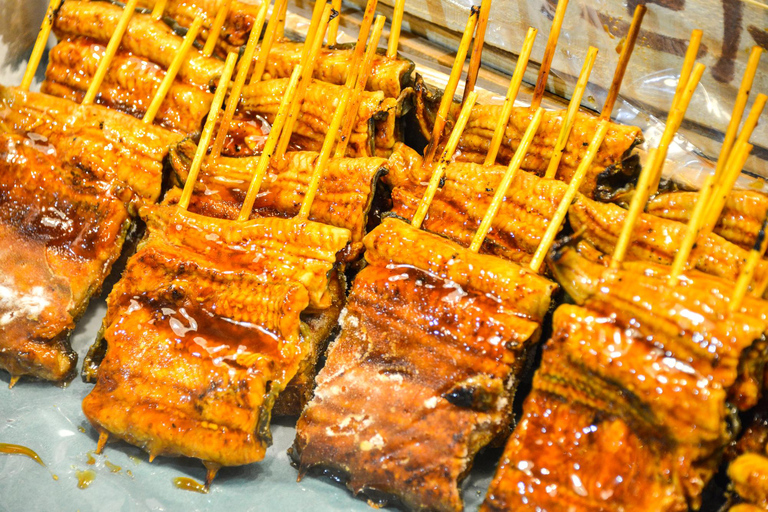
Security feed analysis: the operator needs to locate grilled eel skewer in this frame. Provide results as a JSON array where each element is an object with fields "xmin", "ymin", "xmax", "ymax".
[
  {"xmin": 412, "ymin": 78, "xmax": 644, "ymax": 200},
  {"xmin": 168, "ymin": 139, "xmax": 390, "ymax": 261},
  {"xmin": 648, "ymin": 188, "xmax": 768, "ymax": 252},
  {"xmin": 0, "ymin": 86, "xmax": 180, "ymax": 382},
  {"xmin": 291, "ymin": 217, "xmax": 557, "ymax": 512},
  {"xmin": 82, "ymin": 203, "xmax": 351, "ymax": 465},
  {"xmin": 52, "ymin": 0, "xmax": 414, "ymax": 99},
  {"xmin": 483, "ymin": 243, "xmax": 768, "ymax": 511}
]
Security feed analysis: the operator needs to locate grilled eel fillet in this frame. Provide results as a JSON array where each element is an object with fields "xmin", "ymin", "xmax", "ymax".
[
  {"xmin": 387, "ymin": 142, "xmax": 568, "ymax": 265},
  {"xmin": 43, "ymin": 37, "xmax": 213, "ymax": 134},
  {"xmin": 483, "ymin": 246, "xmax": 768, "ymax": 511},
  {"xmin": 0, "ymin": 86, "xmax": 181, "ymax": 204},
  {"xmin": 241, "ymin": 78, "xmax": 406, "ymax": 157},
  {"xmin": 292, "ymin": 217, "xmax": 557, "ymax": 512},
  {"xmin": 168, "ymin": 139, "xmax": 388, "ymax": 260},
  {"xmin": 54, "ymin": 0, "xmax": 224, "ymax": 90},
  {"xmin": 727, "ymin": 408, "xmax": 768, "ymax": 510},
  {"xmin": 136, "ymin": 0, "xmax": 260, "ymax": 56},
  {"xmin": 570, "ymin": 195, "xmax": 768, "ymax": 297},
  {"xmin": 53, "ymin": 2, "xmax": 415, "ymax": 99},
  {"xmin": 0, "ymin": 130, "xmax": 130, "ymax": 382},
  {"xmin": 82, "ymin": 203, "xmax": 350, "ymax": 465},
  {"xmin": 648, "ymin": 189, "xmax": 768, "ymax": 251},
  {"xmin": 412, "ymin": 77, "xmax": 643, "ymax": 199}
]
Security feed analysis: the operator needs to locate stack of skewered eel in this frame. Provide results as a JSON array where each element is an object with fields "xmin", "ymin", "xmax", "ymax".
[{"xmin": 3, "ymin": 0, "xmax": 768, "ymax": 509}]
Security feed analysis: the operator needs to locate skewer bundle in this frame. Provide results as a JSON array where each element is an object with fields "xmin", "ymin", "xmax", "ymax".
[{"xmin": 4, "ymin": 0, "xmax": 768, "ymax": 508}]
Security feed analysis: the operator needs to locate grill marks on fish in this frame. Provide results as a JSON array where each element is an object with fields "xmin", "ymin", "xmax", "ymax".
[
  {"xmin": 483, "ymin": 247, "xmax": 768, "ymax": 511},
  {"xmin": 293, "ymin": 218, "xmax": 556, "ymax": 511},
  {"xmin": 83, "ymin": 204, "xmax": 350, "ymax": 466}
]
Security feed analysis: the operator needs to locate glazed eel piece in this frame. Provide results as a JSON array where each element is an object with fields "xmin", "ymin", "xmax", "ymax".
[
  {"xmin": 241, "ymin": 78, "xmax": 406, "ymax": 157},
  {"xmin": 292, "ymin": 217, "xmax": 557, "ymax": 512},
  {"xmin": 726, "ymin": 405, "xmax": 768, "ymax": 510},
  {"xmin": 0, "ymin": 129, "xmax": 129, "ymax": 382},
  {"xmin": 82, "ymin": 203, "xmax": 350, "ymax": 465},
  {"xmin": 0, "ymin": 85, "xmax": 181, "ymax": 204},
  {"xmin": 648, "ymin": 188, "xmax": 768, "ymax": 251},
  {"xmin": 483, "ymin": 245, "xmax": 768, "ymax": 511},
  {"xmin": 387, "ymin": 142, "xmax": 568, "ymax": 265},
  {"xmin": 53, "ymin": 0, "xmax": 224, "ymax": 90},
  {"xmin": 412, "ymin": 78, "xmax": 643, "ymax": 200},
  {"xmin": 168, "ymin": 138, "xmax": 388, "ymax": 261},
  {"xmin": 43, "ymin": 37, "xmax": 213, "ymax": 134},
  {"xmin": 137, "ymin": 0, "xmax": 261, "ymax": 56},
  {"xmin": 570, "ymin": 195, "xmax": 768, "ymax": 297}
]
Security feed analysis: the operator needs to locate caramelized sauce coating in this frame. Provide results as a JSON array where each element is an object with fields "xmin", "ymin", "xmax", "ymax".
[
  {"xmin": 82, "ymin": 204, "xmax": 350, "ymax": 466},
  {"xmin": 293, "ymin": 218, "xmax": 556, "ymax": 511},
  {"xmin": 0, "ymin": 130, "xmax": 129, "ymax": 381}
]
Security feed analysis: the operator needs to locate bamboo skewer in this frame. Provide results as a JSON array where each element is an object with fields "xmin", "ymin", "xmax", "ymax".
[
  {"xmin": 412, "ymin": 91, "xmax": 479, "ymax": 229},
  {"xmin": 670, "ymin": 29, "xmax": 702, "ymax": 112},
  {"xmin": 178, "ymin": 52, "xmax": 239, "ymax": 210},
  {"xmin": 704, "ymin": 138, "xmax": 758, "ymax": 230},
  {"xmin": 209, "ymin": 0, "xmax": 271, "ymax": 163},
  {"xmin": 702, "ymin": 93, "xmax": 767, "ymax": 233},
  {"xmin": 275, "ymin": 4, "xmax": 334, "ymax": 159},
  {"xmin": 715, "ymin": 46, "xmax": 763, "ymax": 180},
  {"xmin": 530, "ymin": 0, "xmax": 569, "ymax": 110},
  {"xmin": 334, "ymin": 15, "xmax": 386, "ymax": 158},
  {"xmin": 461, "ymin": 0, "xmax": 492, "ymax": 106},
  {"xmin": 202, "ymin": 0, "xmax": 233, "ymax": 57},
  {"xmin": 251, "ymin": 0, "xmax": 289, "ymax": 83},
  {"xmin": 543, "ymin": 46, "xmax": 598, "ymax": 179},
  {"xmin": 238, "ymin": 66, "xmax": 304, "ymax": 220},
  {"xmin": 529, "ymin": 120, "xmax": 610, "ymax": 272},
  {"xmin": 469, "ymin": 107, "xmax": 544, "ymax": 252},
  {"xmin": 483, "ymin": 27, "xmax": 537, "ymax": 166},
  {"xmin": 386, "ymin": 0, "xmax": 406, "ymax": 59},
  {"xmin": 302, "ymin": 0, "xmax": 330, "ymax": 69},
  {"xmin": 610, "ymin": 61, "xmax": 706, "ymax": 270},
  {"xmin": 82, "ymin": 0, "xmax": 141, "ymax": 106},
  {"xmin": 666, "ymin": 140, "xmax": 753, "ymax": 285},
  {"xmin": 150, "ymin": 0, "xmax": 168, "ymax": 20},
  {"xmin": 344, "ymin": 0, "xmax": 380, "ymax": 88},
  {"xmin": 298, "ymin": 88, "xmax": 353, "ymax": 218},
  {"xmin": 328, "ymin": 0, "xmax": 343, "ymax": 46},
  {"xmin": 275, "ymin": 0, "xmax": 288, "ymax": 40},
  {"xmin": 21, "ymin": 0, "xmax": 62, "ymax": 91},
  {"xmin": 422, "ymin": 8, "xmax": 479, "ymax": 166},
  {"xmin": 731, "ymin": 215, "xmax": 768, "ymax": 310},
  {"xmin": 142, "ymin": 17, "xmax": 204, "ymax": 124},
  {"xmin": 600, "ymin": 4, "xmax": 646, "ymax": 120}
]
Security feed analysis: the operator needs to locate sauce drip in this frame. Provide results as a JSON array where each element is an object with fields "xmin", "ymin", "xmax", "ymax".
[
  {"xmin": 105, "ymin": 461, "xmax": 121, "ymax": 473},
  {"xmin": 173, "ymin": 477, "xmax": 208, "ymax": 494},
  {"xmin": 86, "ymin": 452, "xmax": 96, "ymax": 465},
  {"xmin": 76, "ymin": 469, "xmax": 95, "ymax": 489},
  {"xmin": 0, "ymin": 443, "xmax": 45, "ymax": 466}
]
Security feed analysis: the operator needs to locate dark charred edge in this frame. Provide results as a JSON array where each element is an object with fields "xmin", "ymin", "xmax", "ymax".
[
  {"xmin": 286, "ymin": 451, "xmax": 408, "ymax": 512},
  {"xmin": 594, "ymin": 152, "xmax": 642, "ymax": 203},
  {"xmin": 754, "ymin": 217, "xmax": 768, "ymax": 252},
  {"xmin": 547, "ymin": 227, "xmax": 586, "ymax": 266},
  {"xmin": 81, "ymin": 218, "xmax": 145, "ymax": 383},
  {"xmin": 257, "ymin": 382, "xmax": 277, "ymax": 448},
  {"xmin": 0, "ymin": 329, "xmax": 77, "ymax": 384}
]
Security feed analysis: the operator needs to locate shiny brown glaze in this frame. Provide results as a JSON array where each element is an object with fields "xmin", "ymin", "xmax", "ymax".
[
  {"xmin": 43, "ymin": 37, "xmax": 212, "ymax": 134},
  {"xmin": 0, "ymin": 130, "xmax": 129, "ymax": 382},
  {"xmin": 412, "ymin": 79, "xmax": 642, "ymax": 199},
  {"xmin": 0, "ymin": 86, "xmax": 180, "ymax": 203},
  {"xmin": 293, "ymin": 218, "xmax": 556, "ymax": 512},
  {"xmin": 483, "ymin": 247, "xmax": 768, "ymax": 511},
  {"xmin": 169, "ymin": 140, "xmax": 387, "ymax": 260},
  {"xmin": 241, "ymin": 78, "xmax": 404, "ymax": 157},
  {"xmin": 82, "ymin": 204, "xmax": 350, "ymax": 466},
  {"xmin": 648, "ymin": 189, "xmax": 768, "ymax": 251},
  {"xmin": 53, "ymin": 1, "xmax": 224, "ymax": 90},
  {"xmin": 387, "ymin": 143, "xmax": 568, "ymax": 264},
  {"xmin": 264, "ymin": 42, "xmax": 415, "ymax": 99},
  {"xmin": 136, "ymin": 0, "xmax": 260, "ymax": 56},
  {"xmin": 730, "ymin": 453, "xmax": 768, "ymax": 508},
  {"xmin": 570, "ymin": 195, "xmax": 768, "ymax": 297}
]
